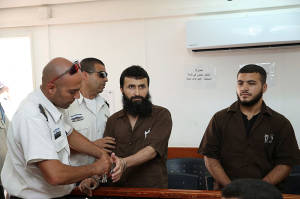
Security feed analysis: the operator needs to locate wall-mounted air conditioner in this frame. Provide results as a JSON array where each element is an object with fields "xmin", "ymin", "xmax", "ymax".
[{"xmin": 186, "ymin": 12, "xmax": 300, "ymax": 52}]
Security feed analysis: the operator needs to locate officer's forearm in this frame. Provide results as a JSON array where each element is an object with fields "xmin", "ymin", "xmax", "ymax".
[
  {"xmin": 204, "ymin": 156, "xmax": 231, "ymax": 188},
  {"xmin": 67, "ymin": 130, "xmax": 106, "ymax": 158},
  {"xmin": 37, "ymin": 159, "xmax": 99, "ymax": 185},
  {"xmin": 262, "ymin": 164, "xmax": 291, "ymax": 185}
]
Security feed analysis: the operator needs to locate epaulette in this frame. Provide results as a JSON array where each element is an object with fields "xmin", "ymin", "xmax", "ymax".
[
  {"xmin": 39, "ymin": 104, "xmax": 48, "ymax": 121},
  {"xmin": 105, "ymin": 101, "xmax": 109, "ymax": 108}
]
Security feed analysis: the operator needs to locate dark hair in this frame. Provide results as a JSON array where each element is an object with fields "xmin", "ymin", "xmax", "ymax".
[
  {"xmin": 238, "ymin": 64, "xmax": 267, "ymax": 84},
  {"xmin": 80, "ymin": 57, "xmax": 105, "ymax": 72},
  {"xmin": 222, "ymin": 179, "xmax": 282, "ymax": 199},
  {"xmin": 120, "ymin": 65, "xmax": 150, "ymax": 88}
]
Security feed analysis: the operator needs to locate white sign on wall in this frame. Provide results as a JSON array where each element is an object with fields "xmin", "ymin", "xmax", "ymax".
[{"xmin": 185, "ymin": 65, "xmax": 216, "ymax": 89}]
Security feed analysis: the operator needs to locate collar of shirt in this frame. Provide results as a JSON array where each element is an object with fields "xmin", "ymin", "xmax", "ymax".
[
  {"xmin": 77, "ymin": 92, "xmax": 106, "ymax": 106},
  {"xmin": 115, "ymin": 109, "xmax": 126, "ymax": 119},
  {"xmin": 77, "ymin": 92, "xmax": 85, "ymax": 105},
  {"xmin": 227, "ymin": 101, "xmax": 272, "ymax": 116},
  {"xmin": 77, "ymin": 92, "xmax": 107, "ymax": 113},
  {"xmin": 0, "ymin": 103, "xmax": 5, "ymax": 122},
  {"xmin": 37, "ymin": 88, "xmax": 62, "ymax": 123}
]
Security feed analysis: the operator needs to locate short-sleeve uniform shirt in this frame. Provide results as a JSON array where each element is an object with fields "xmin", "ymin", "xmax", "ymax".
[
  {"xmin": 104, "ymin": 105, "xmax": 172, "ymax": 188},
  {"xmin": 64, "ymin": 93, "xmax": 109, "ymax": 166},
  {"xmin": 0, "ymin": 103, "xmax": 9, "ymax": 185},
  {"xmin": 1, "ymin": 88, "xmax": 74, "ymax": 199},
  {"xmin": 199, "ymin": 101, "xmax": 299, "ymax": 182}
]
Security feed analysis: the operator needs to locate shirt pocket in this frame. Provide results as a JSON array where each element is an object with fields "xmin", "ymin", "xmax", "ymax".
[{"xmin": 140, "ymin": 126, "xmax": 152, "ymax": 146}]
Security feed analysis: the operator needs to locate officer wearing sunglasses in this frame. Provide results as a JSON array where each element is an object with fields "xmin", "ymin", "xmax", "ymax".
[
  {"xmin": 64, "ymin": 57, "xmax": 116, "ymax": 167},
  {"xmin": 84, "ymin": 70, "xmax": 108, "ymax": 79},
  {"xmin": 1, "ymin": 57, "xmax": 122, "ymax": 199}
]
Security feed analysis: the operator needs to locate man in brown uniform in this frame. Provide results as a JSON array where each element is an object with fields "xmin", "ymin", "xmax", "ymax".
[
  {"xmin": 105, "ymin": 65, "xmax": 172, "ymax": 188},
  {"xmin": 199, "ymin": 64, "xmax": 299, "ymax": 191}
]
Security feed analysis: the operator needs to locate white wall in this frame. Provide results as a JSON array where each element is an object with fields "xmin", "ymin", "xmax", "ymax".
[{"xmin": 1, "ymin": 0, "xmax": 300, "ymax": 147}]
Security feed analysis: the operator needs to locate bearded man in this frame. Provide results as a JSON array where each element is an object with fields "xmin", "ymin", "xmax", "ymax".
[
  {"xmin": 100, "ymin": 65, "xmax": 172, "ymax": 188},
  {"xmin": 199, "ymin": 64, "xmax": 299, "ymax": 191}
]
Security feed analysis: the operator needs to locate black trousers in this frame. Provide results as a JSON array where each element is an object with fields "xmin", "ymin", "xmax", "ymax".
[{"xmin": 0, "ymin": 185, "xmax": 5, "ymax": 199}]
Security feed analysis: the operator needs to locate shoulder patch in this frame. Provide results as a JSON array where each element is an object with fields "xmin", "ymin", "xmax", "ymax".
[{"xmin": 70, "ymin": 113, "xmax": 84, "ymax": 122}]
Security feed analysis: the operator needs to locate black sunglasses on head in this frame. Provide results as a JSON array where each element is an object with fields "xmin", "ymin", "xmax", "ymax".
[
  {"xmin": 48, "ymin": 61, "xmax": 81, "ymax": 84},
  {"xmin": 84, "ymin": 70, "xmax": 108, "ymax": 78}
]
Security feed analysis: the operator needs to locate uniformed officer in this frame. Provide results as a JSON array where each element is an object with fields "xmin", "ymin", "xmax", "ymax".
[
  {"xmin": 65, "ymin": 57, "xmax": 116, "ymax": 167},
  {"xmin": 1, "ymin": 57, "xmax": 118, "ymax": 199},
  {"xmin": 0, "ymin": 83, "xmax": 9, "ymax": 199}
]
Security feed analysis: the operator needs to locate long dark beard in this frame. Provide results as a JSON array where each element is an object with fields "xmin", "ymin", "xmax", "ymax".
[
  {"xmin": 237, "ymin": 89, "xmax": 263, "ymax": 107},
  {"xmin": 122, "ymin": 93, "xmax": 152, "ymax": 117}
]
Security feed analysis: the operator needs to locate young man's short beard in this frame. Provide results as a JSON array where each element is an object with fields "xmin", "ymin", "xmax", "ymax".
[
  {"xmin": 237, "ymin": 90, "xmax": 263, "ymax": 107},
  {"xmin": 122, "ymin": 93, "xmax": 152, "ymax": 117}
]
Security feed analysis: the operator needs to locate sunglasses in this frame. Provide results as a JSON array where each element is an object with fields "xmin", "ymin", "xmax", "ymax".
[
  {"xmin": 85, "ymin": 70, "xmax": 108, "ymax": 78},
  {"xmin": 48, "ymin": 61, "xmax": 81, "ymax": 84}
]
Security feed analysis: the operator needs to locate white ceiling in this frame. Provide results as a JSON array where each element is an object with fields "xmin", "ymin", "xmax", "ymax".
[{"xmin": 0, "ymin": 0, "xmax": 96, "ymax": 9}]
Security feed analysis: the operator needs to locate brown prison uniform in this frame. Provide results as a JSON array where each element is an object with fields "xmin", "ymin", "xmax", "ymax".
[
  {"xmin": 199, "ymin": 101, "xmax": 299, "ymax": 189},
  {"xmin": 104, "ymin": 105, "xmax": 172, "ymax": 188}
]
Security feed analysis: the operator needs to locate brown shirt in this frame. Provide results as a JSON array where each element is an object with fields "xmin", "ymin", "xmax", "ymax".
[
  {"xmin": 103, "ymin": 105, "xmax": 172, "ymax": 188},
  {"xmin": 199, "ymin": 101, "xmax": 299, "ymax": 182}
]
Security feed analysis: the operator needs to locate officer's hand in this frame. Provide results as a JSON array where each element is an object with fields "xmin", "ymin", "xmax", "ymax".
[
  {"xmin": 94, "ymin": 137, "xmax": 116, "ymax": 153},
  {"xmin": 94, "ymin": 152, "xmax": 112, "ymax": 175}
]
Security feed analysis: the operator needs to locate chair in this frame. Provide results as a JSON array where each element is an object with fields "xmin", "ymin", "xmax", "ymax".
[
  {"xmin": 168, "ymin": 173, "xmax": 200, "ymax": 190},
  {"xmin": 283, "ymin": 165, "xmax": 300, "ymax": 194},
  {"xmin": 290, "ymin": 165, "xmax": 300, "ymax": 173},
  {"xmin": 166, "ymin": 158, "xmax": 213, "ymax": 190}
]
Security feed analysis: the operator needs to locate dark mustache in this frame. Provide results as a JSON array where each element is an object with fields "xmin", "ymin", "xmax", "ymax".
[
  {"xmin": 241, "ymin": 92, "xmax": 250, "ymax": 95},
  {"xmin": 131, "ymin": 96, "xmax": 144, "ymax": 100}
]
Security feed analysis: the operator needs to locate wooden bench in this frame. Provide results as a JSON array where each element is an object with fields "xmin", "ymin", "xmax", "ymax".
[
  {"xmin": 70, "ymin": 147, "xmax": 300, "ymax": 198},
  {"xmin": 71, "ymin": 186, "xmax": 300, "ymax": 198},
  {"xmin": 167, "ymin": 147, "xmax": 202, "ymax": 159}
]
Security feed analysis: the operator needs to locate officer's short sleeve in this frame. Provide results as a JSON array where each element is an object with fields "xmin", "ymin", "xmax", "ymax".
[
  {"xmin": 18, "ymin": 117, "xmax": 59, "ymax": 165},
  {"xmin": 63, "ymin": 122, "xmax": 73, "ymax": 136},
  {"xmin": 198, "ymin": 114, "xmax": 222, "ymax": 159},
  {"xmin": 62, "ymin": 109, "xmax": 73, "ymax": 136},
  {"xmin": 144, "ymin": 108, "xmax": 172, "ymax": 158}
]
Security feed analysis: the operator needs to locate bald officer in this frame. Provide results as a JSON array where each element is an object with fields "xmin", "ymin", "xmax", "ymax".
[{"xmin": 1, "ymin": 57, "xmax": 114, "ymax": 199}]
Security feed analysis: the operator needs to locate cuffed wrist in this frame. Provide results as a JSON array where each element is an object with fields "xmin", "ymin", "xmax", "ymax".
[{"xmin": 121, "ymin": 158, "xmax": 127, "ymax": 171}]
